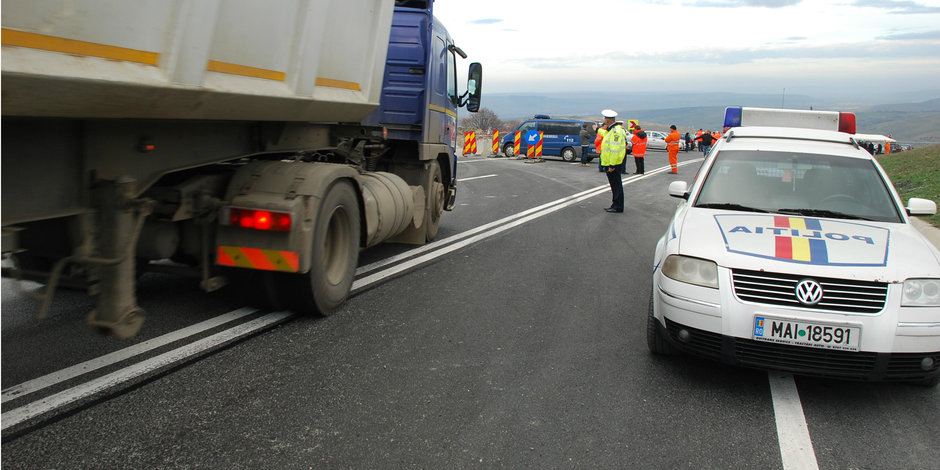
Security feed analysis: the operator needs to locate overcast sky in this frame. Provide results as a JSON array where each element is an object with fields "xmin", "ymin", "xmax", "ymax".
[{"xmin": 433, "ymin": 0, "xmax": 940, "ymax": 101}]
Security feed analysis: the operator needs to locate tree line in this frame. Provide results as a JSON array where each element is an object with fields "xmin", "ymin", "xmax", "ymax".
[{"xmin": 458, "ymin": 107, "xmax": 521, "ymax": 136}]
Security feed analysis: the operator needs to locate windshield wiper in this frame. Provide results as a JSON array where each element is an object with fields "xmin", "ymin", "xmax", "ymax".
[
  {"xmin": 696, "ymin": 203, "xmax": 768, "ymax": 213},
  {"xmin": 776, "ymin": 208, "xmax": 872, "ymax": 220}
]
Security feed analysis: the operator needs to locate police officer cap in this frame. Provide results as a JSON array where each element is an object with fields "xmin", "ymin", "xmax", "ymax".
[{"xmin": 601, "ymin": 109, "xmax": 618, "ymax": 118}]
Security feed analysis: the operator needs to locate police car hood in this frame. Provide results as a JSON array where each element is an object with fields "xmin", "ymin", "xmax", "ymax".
[{"xmin": 675, "ymin": 210, "xmax": 940, "ymax": 281}]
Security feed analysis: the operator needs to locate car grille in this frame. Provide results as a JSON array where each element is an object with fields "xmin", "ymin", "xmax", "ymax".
[
  {"xmin": 731, "ymin": 269, "xmax": 888, "ymax": 314},
  {"xmin": 664, "ymin": 319, "xmax": 939, "ymax": 382}
]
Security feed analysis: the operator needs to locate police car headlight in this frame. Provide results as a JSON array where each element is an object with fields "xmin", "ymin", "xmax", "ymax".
[
  {"xmin": 662, "ymin": 255, "xmax": 718, "ymax": 289},
  {"xmin": 902, "ymin": 279, "xmax": 940, "ymax": 307}
]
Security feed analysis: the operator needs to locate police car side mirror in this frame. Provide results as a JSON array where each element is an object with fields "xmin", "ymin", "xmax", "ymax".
[
  {"xmin": 668, "ymin": 181, "xmax": 690, "ymax": 200},
  {"xmin": 906, "ymin": 197, "xmax": 938, "ymax": 216}
]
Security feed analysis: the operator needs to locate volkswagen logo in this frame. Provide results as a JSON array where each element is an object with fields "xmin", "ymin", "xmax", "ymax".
[{"xmin": 795, "ymin": 279, "xmax": 824, "ymax": 305}]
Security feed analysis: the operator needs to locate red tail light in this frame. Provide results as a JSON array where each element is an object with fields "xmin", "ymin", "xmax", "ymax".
[{"xmin": 227, "ymin": 208, "xmax": 291, "ymax": 232}]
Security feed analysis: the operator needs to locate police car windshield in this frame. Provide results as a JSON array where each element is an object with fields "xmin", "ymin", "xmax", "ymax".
[{"xmin": 694, "ymin": 151, "xmax": 903, "ymax": 223}]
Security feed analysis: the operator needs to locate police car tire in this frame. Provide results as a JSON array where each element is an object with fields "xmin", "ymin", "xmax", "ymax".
[
  {"xmin": 647, "ymin": 286, "xmax": 679, "ymax": 355},
  {"xmin": 560, "ymin": 147, "xmax": 576, "ymax": 162},
  {"xmin": 502, "ymin": 142, "xmax": 515, "ymax": 157}
]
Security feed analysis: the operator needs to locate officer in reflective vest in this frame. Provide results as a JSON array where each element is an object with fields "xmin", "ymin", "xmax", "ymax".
[
  {"xmin": 665, "ymin": 124, "xmax": 681, "ymax": 174},
  {"xmin": 600, "ymin": 109, "xmax": 627, "ymax": 212},
  {"xmin": 631, "ymin": 125, "xmax": 648, "ymax": 175}
]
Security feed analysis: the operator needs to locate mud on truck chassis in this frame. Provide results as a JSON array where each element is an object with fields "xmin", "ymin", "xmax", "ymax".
[{"xmin": 1, "ymin": 0, "xmax": 482, "ymax": 338}]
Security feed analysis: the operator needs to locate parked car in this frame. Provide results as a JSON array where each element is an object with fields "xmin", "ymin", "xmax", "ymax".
[
  {"xmin": 642, "ymin": 130, "xmax": 669, "ymax": 150},
  {"xmin": 501, "ymin": 116, "xmax": 589, "ymax": 162}
]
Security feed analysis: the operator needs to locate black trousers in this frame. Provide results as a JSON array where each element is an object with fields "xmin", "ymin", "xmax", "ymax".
[
  {"xmin": 606, "ymin": 169, "xmax": 624, "ymax": 211},
  {"xmin": 634, "ymin": 156, "xmax": 644, "ymax": 174}
]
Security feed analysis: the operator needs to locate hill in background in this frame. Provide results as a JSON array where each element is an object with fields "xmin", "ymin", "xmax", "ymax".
[{"xmin": 482, "ymin": 92, "xmax": 940, "ymax": 146}]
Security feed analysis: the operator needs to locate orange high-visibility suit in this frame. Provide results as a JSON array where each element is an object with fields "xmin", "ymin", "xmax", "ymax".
[
  {"xmin": 631, "ymin": 130, "xmax": 648, "ymax": 174},
  {"xmin": 665, "ymin": 128, "xmax": 681, "ymax": 174}
]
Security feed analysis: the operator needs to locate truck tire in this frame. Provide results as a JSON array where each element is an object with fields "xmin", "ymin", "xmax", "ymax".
[
  {"xmin": 561, "ymin": 147, "xmax": 576, "ymax": 162},
  {"xmin": 502, "ymin": 142, "xmax": 515, "ymax": 157},
  {"xmin": 425, "ymin": 159, "xmax": 444, "ymax": 241},
  {"xmin": 292, "ymin": 180, "xmax": 360, "ymax": 316}
]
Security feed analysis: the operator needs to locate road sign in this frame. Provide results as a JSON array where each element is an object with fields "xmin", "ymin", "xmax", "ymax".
[{"xmin": 525, "ymin": 130, "xmax": 540, "ymax": 145}]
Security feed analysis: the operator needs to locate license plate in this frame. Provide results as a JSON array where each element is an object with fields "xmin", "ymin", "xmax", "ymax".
[{"xmin": 753, "ymin": 316, "xmax": 861, "ymax": 351}]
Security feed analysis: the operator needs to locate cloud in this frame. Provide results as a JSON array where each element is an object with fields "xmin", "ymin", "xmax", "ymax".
[
  {"xmin": 684, "ymin": 0, "xmax": 802, "ymax": 7},
  {"xmin": 664, "ymin": 40, "xmax": 940, "ymax": 64},
  {"xmin": 470, "ymin": 18, "xmax": 502, "ymax": 25},
  {"xmin": 504, "ymin": 38, "xmax": 940, "ymax": 69},
  {"xmin": 851, "ymin": 0, "xmax": 940, "ymax": 14},
  {"xmin": 878, "ymin": 29, "xmax": 940, "ymax": 40}
]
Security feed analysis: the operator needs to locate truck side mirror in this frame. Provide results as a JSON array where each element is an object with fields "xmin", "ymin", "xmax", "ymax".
[{"xmin": 466, "ymin": 62, "xmax": 482, "ymax": 113}]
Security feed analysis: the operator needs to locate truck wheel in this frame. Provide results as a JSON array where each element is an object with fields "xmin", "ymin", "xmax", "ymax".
[
  {"xmin": 502, "ymin": 142, "xmax": 515, "ymax": 157},
  {"xmin": 425, "ymin": 159, "xmax": 444, "ymax": 241},
  {"xmin": 647, "ymin": 285, "xmax": 678, "ymax": 355},
  {"xmin": 561, "ymin": 147, "xmax": 576, "ymax": 162},
  {"xmin": 293, "ymin": 180, "xmax": 360, "ymax": 316}
]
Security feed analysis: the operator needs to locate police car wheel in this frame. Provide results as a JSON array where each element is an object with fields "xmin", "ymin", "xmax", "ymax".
[
  {"xmin": 502, "ymin": 143, "xmax": 515, "ymax": 157},
  {"xmin": 560, "ymin": 147, "xmax": 576, "ymax": 162}
]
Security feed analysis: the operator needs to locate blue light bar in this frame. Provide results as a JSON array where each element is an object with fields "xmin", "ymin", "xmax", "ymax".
[{"xmin": 724, "ymin": 107, "xmax": 742, "ymax": 129}]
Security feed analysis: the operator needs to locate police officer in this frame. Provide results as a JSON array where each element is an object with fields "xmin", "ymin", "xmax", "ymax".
[{"xmin": 599, "ymin": 109, "xmax": 627, "ymax": 212}]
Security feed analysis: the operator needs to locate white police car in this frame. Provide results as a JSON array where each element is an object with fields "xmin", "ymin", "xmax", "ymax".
[{"xmin": 648, "ymin": 107, "xmax": 940, "ymax": 386}]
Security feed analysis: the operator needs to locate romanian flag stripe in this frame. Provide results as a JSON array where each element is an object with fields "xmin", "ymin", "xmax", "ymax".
[
  {"xmin": 773, "ymin": 217, "xmax": 828, "ymax": 264},
  {"xmin": 216, "ymin": 246, "xmax": 299, "ymax": 272}
]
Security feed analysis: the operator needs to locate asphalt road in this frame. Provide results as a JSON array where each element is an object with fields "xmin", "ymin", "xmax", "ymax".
[{"xmin": 2, "ymin": 149, "xmax": 938, "ymax": 469}]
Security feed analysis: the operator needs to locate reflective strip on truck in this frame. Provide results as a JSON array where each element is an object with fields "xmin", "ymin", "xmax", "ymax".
[
  {"xmin": 314, "ymin": 77, "xmax": 362, "ymax": 91},
  {"xmin": 429, "ymin": 104, "xmax": 457, "ymax": 119},
  {"xmin": 1, "ymin": 28, "xmax": 159, "ymax": 65},
  {"xmin": 216, "ymin": 246, "xmax": 300, "ymax": 272},
  {"xmin": 207, "ymin": 60, "xmax": 285, "ymax": 81}
]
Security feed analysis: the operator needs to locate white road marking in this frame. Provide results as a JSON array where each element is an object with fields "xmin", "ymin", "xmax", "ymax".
[
  {"xmin": 1, "ymin": 307, "xmax": 258, "ymax": 404},
  {"xmin": 1, "ymin": 311, "xmax": 291, "ymax": 430},
  {"xmin": 459, "ymin": 174, "xmax": 497, "ymax": 181},
  {"xmin": 769, "ymin": 372, "xmax": 820, "ymax": 470}
]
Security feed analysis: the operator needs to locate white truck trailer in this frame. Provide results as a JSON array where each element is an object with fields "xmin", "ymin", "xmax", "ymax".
[{"xmin": 1, "ymin": 0, "xmax": 482, "ymax": 338}]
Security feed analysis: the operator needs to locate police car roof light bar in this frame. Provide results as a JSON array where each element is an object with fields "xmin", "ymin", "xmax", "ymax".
[
  {"xmin": 722, "ymin": 106, "xmax": 856, "ymax": 134},
  {"xmin": 838, "ymin": 112, "xmax": 856, "ymax": 134}
]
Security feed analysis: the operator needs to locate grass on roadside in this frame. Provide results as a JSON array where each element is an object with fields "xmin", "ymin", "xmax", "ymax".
[{"xmin": 876, "ymin": 145, "xmax": 940, "ymax": 228}]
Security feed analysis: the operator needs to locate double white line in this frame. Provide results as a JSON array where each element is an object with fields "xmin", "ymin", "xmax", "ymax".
[{"xmin": 0, "ymin": 162, "xmax": 685, "ymax": 432}]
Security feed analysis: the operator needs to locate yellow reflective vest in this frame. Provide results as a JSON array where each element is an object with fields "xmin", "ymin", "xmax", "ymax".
[{"xmin": 600, "ymin": 124, "xmax": 627, "ymax": 167}]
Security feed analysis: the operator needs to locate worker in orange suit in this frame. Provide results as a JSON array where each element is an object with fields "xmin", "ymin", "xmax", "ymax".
[
  {"xmin": 631, "ymin": 125, "xmax": 648, "ymax": 175},
  {"xmin": 665, "ymin": 125, "xmax": 681, "ymax": 174}
]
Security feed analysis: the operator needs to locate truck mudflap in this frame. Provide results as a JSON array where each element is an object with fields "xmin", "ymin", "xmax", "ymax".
[{"xmin": 445, "ymin": 186, "xmax": 457, "ymax": 211}]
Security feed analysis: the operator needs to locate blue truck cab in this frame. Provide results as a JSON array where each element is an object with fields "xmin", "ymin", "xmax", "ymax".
[
  {"xmin": 500, "ymin": 116, "xmax": 593, "ymax": 162},
  {"xmin": 362, "ymin": 0, "xmax": 482, "ymax": 212}
]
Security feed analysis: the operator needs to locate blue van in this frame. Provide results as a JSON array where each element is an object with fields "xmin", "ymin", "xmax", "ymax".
[{"xmin": 501, "ymin": 116, "xmax": 594, "ymax": 162}]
